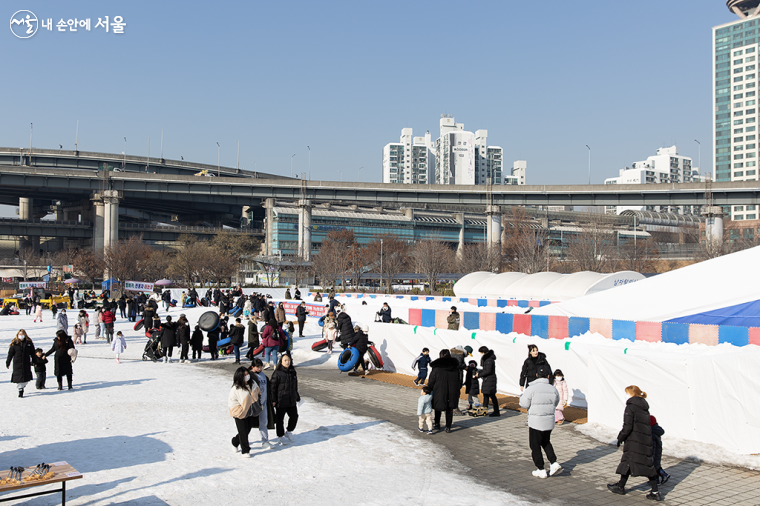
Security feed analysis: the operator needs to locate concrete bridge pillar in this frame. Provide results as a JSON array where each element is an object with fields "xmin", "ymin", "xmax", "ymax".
[
  {"xmin": 297, "ymin": 199, "xmax": 312, "ymax": 261},
  {"xmin": 102, "ymin": 190, "xmax": 120, "ymax": 249},
  {"xmin": 702, "ymin": 206, "xmax": 725, "ymax": 245},
  {"xmin": 485, "ymin": 205, "xmax": 501, "ymax": 247},
  {"xmin": 18, "ymin": 197, "xmax": 39, "ymax": 252},
  {"xmin": 264, "ymin": 198, "xmax": 274, "ymax": 256},
  {"xmin": 455, "ymin": 213, "xmax": 465, "ymax": 259},
  {"xmin": 91, "ymin": 196, "xmax": 105, "ymax": 251}
]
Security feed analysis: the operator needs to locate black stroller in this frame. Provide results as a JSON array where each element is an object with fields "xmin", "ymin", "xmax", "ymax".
[{"xmin": 142, "ymin": 329, "xmax": 163, "ymax": 362}]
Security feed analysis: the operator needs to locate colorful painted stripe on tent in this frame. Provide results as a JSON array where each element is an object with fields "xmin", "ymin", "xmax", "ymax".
[{"xmin": 307, "ymin": 293, "xmax": 557, "ymax": 306}]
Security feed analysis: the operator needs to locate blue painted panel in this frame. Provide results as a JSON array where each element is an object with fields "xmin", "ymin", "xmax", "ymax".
[
  {"xmin": 442, "ymin": 297, "xmax": 451, "ymax": 302},
  {"xmin": 495, "ymin": 313, "xmax": 513, "ymax": 334},
  {"xmin": 662, "ymin": 322, "xmax": 689, "ymax": 345},
  {"xmin": 531, "ymin": 315, "xmax": 549, "ymax": 338},
  {"xmin": 539, "ymin": 301, "xmax": 552, "ymax": 307},
  {"xmin": 477, "ymin": 299, "xmax": 487, "ymax": 307},
  {"xmin": 612, "ymin": 320, "xmax": 636, "ymax": 341},
  {"xmin": 463, "ymin": 312, "xmax": 480, "ymax": 330},
  {"xmin": 517, "ymin": 300, "xmax": 529, "ymax": 308},
  {"xmin": 496, "ymin": 300, "xmax": 508, "ymax": 308},
  {"xmin": 718, "ymin": 325, "xmax": 749, "ymax": 346},
  {"xmin": 568, "ymin": 317, "xmax": 590, "ymax": 337},
  {"xmin": 410, "ymin": 296, "xmax": 418, "ymax": 301},
  {"xmin": 421, "ymin": 309, "xmax": 436, "ymax": 327}
]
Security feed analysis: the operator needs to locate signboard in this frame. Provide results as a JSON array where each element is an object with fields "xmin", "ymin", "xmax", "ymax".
[
  {"xmin": 124, "ymin": 281, "xmax": 154, "ymax": 292},
  {"xmin": 19, "ymin": 281, "xmax": 46, "ymax": 289},
  {"xmin": 281, "ymin": 301, "xmax": 327, "ymax": 318}
]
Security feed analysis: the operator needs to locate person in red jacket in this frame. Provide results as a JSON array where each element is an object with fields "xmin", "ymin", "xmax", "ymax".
[{"xmin": 102, "ymin": 307, "xmax": 116, "ymax": 344}]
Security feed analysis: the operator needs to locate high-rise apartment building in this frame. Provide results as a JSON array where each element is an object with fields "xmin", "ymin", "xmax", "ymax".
[
  {"xmin": 382, "ymin": 115, "xmax": 509, "ymax": 185},
  {"xmin": 604, "ymin": 146, "xmax": 695, "ymax": 215},
  {"xmin": 713, "ymin": 1, "xmax": 760, "ymax": 220}
]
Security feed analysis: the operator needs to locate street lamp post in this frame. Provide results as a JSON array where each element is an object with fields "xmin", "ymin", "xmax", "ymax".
[
  {"xmin": 236, "ymin": 140, "xmax": 240, "ymax": 170},
  {"xmin": 291, "ymin": 153, "xmax": 295, "ymax": 178},
  {"xmin": 123, "ymin": 137, "xmax": 127, "ymax": 169},
  {"xmin": 380, "ymin": 238, "xmax": 383, "ymax": 293},
  {"xmin": 694, "ymin": 139, "xmax": 701, "ymax": 176},
  {"xmin": 216, "ymin": 142, "xmax": 220, "ymax": 177},
  {"xmin": 358, "ymin": 166, "xmax": 363, "ymax": 182},
  {"xmin": 146, "ymin": 137, "xmax": 150, "ymax": 172},
  {"xmin": 307, "ymin": 146, "xmax": 311, "ymax": 180},
  {"xmin": 586, "ymin": 145, "xmax": 591, "ymax": 185}
]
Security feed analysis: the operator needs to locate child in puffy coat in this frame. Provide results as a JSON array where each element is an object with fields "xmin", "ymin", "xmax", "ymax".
[
  {"xmin": 464, "ymin": 360, "xmax": 480, "ymax": 409},
  {"xmin": 111, "ymin": 331, "xmax": 127, "ymax": 364},
  {"xmin": 650, "ymin": 415, "xmax": 669, "ymax": 484},
  {"xmin": 554, "ymin": 369, "xmax": 569, "ymax": 424}
]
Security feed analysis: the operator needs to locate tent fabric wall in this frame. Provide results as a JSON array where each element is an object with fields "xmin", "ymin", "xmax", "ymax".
[{"xmin": 666, "ymin": 299, "xmax": 760, "ymax": 328}]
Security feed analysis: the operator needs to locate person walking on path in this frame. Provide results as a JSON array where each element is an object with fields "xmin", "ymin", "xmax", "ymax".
[
  {"xmin": 33, "ymin": 302, "xmax": 43, "ymax": 323},
  {"xmin": 73, "ymin": 323, "xmax": 84, "ymax": 345},
  {"xmin": 229, "ymin": 317, "xmax": 246, "ymax": 364},
  {"xmin": 464, "ymin": 360, "xmax": 480, "ymax": 409},
  {"xmin": 191, "ymin": 325, "xmax": 204, "ymax": 361},
  {"xmin": 650, "ymin": 415, "xmax": 670, "ymax": 485},
  {"xmin": 228, "ymin": 365, "xmax": 261, "ymax": 458},
  {"xmin": 56, "ymin": 308, "xmax": 69, "ymax": 334},
  {"xmin": 33, "ymin": 348, "xmax": 48, "ymax": 390},
  {"xmin": 520, "ymin": 344, "xmax": 552, "ymax": 392},
  {"xmin": 554, "ymin": 369, "xmax": 569, "ymax": 425},
  {"xmin": 519, "ymin": 365, "xmax": 562, "ymax": 479},
  {"xmin": 95, "ymin": 308, "xmax": 104, "ymax": 340},
  {"xmin": 417, "ymin": 385, "xmax": 434, "ymax": 434},
  {"xmin": 411, "ymin": 348, "xmax": 431, "ymax": 386},
  {"xmin": 295, "ymin": 301, "xmax": 309, "ymax": 338},
  {"xmin": 77, "ymin": 310, "xmax": 89, "ymax": 344},
  {"xmin": 607, "ymin": 386, "xmax": 662, "ymax": 501},
  {"xmin": 476, "ymin": 346, "xmax": 500, "ymax": 417},
  {"xmin": 111, "ymin": 331, "xmax": 127, "ymax": 363},
  {"xmin": 247, "ymin": 315, "xmax": 260, "ymax": 351},
  {"xmin": 428, "ymin": 349, "xmax": 462, "ymax": 433},
  {"xmin": 46, "ymin": 330, "xmax": 75, "ymax": 391},
  {"xmin": 6, "ymin": 330, "xmax": 35, "ymax": 397},
  {"xmin": 251, "ymin": 358, "xmax": 276, "ymax": 448},
  {"xmin": 270, "ymin": 354, "xmax": 300, "ymax": 445},
  {"xmin": 261, "ymin": 319, "xmax": 281, "ymax": 369},
  {"xmin": 275, "ymin": 302, "xmax": 286, "ymax": 327},
  {"xmin": 102, "ymin": 307, "xmax": 116, "ymax": 344},
  {"xmin": 447, "ymin": 306, "xmax": 460, "ymax": 330}
]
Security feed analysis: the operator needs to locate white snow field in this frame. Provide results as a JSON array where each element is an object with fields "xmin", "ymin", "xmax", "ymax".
[{"xmin": 0, "ymin": 306, "xmax": 532, "ymax": 506}]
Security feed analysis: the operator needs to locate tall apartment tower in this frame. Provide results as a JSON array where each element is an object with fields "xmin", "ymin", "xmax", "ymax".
[
  {"xmin": 713, "ymin": 1, "xmax": 760, "ymax": 220},
  {"xmin": 383, "ymin": 115, "xmax": 505, "ymax": 185}
]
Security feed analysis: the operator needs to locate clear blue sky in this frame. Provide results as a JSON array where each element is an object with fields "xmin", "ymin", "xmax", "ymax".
[{"xmin": 2, "ymin": 0, "xmax": 737, "ymax": 184}]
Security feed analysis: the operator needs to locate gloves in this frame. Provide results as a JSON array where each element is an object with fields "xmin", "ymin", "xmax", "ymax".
[{"xmin": 616, "ymin": 440, "xmax": 622, "ymax": 448}]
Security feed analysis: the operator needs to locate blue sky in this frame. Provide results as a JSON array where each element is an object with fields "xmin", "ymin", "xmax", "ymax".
[{"xmin": 1, "ymin": 0, "xmax": 737, "ymax": 185}]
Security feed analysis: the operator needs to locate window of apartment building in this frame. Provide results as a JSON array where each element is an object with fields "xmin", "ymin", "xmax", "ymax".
[
  {"xmin": 736, "ymin": 76, "xmax": 744, "ymax": 82},
  {"xmin": 736, "ymin": 162, "xmax": 744, "ymax": 168},
  {"xmin": 735, "ymin": 171, "xmax": 745, "ymax": 176},
  {"xmin": 736, "ymin": 119, "xmax": 745, "ymax": 125},
  {"xmin": 736, "ymin": 127, "xmax": 745, "ymax": 133},
  {"xmin": 736, "ymin": 84, "xmax": 745, "ymax": 90},
  {"xmin": 735, "ymin": 67, "xmax": 744, "ymax": 73},
  {"xmin": 749, "ymin": 126, "xmax": 757, "ymax": 132},
  {"xmin": 749, "ymin": 82, "xmax": 757, "ymax": 89},
  {"xmin": 735, "ymin": 206, "xmax": 745, "ymax": 211},
  {"xmin": 748, "ymin": 170, "xmax": 757, "ymax": 176},
  {"xmin": 735, "ymin": 136, "xmax": 744, "ymax": 142}
]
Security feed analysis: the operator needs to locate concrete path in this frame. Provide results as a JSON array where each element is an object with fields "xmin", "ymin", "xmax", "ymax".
[{"xmin": 204, "ymin": 360, "xmax": 760, "ymax": 505}]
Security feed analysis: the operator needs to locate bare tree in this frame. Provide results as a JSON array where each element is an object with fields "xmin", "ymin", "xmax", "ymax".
[
  {"xmin": 364, "ymin": 234, "xmax": 409, "ymax": 293},
  {"xmin": 412, "ymin": 235, "xmax": 455, "ymax": 294},
  {"xmin": 168, "ymin": 235, "xmax": 203, "ymax": 286},
  {"xmin": 565, "ymin": 209, "xmax": 617, "ymax": 272},
  {"xmin": 313, "ymin": 230, "xmax": 355, "ymax": 289},
  {"xmin": 502, "ymin": 208, "xmax": 550, "ymax": 273},
  {"xmin": 616, "ymin": 237, "xmax": 660, "ymax": 272},
  {"xmin": 71, "ymin": 249, "xmax": 106, "ymax": 287},
  {"xmin": 143, "ymin": 250, "xmax": 172, "ymax": 283},
  {"xmin": 457, "ymin": 242, "xmax": 501, "ymax": 274},
  {"xmin": 211, "ymin": 231, "xmax": 260, "ymax": 284}
]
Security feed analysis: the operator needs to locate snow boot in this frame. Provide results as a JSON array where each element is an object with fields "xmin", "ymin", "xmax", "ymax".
[
  {"xmin": 607, "ymin": 483, "xmax": 626, "ymax": 495},
  {"xmin": 646, "ymin": 491, "xmax": 663, "ymax": 502},
  {"xmin": 18, "ymin": 389, "xmax": 23, "ymax": 398}
]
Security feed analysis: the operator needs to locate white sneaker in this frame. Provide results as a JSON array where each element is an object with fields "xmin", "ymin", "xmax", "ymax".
[
  {"xmin": 549, "ymin": 462, "xmax": 562, "ymax": 476},
  {"xmin": 261, "ymin": 440, "xmax": 274, "ymax": 449},
  {"xmin": 278, "ymin": 437, "xmax": 289, "ymax": 445},
  {"xmin": 234, "ymin": 445, "xmax": 240, "ymax": 453},
  {"xmin": 284, "ymin": 431, "xmax": 294, "ymax": 443},
  {"xmin": 532, "ymin": 469, "xmax": 547, "ymax": 479},
  {"xmin": 241, "ymin": 452, "xmax": 252, "ymax": 458}
]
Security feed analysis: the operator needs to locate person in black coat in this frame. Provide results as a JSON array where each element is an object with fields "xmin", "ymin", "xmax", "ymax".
[
  {"xmin": 191, "ymin": 325, "xmax": 204, "ymax": 361},
  {"xmin": 520, "ymin": 345, "xmax": 552, "ymax": 391},
  {"xmin": 159, "ymin": 316, "xmax": 177, "ymax": 363},
  {"xmin": 270, "ymin": 354, "xmax": 300, "ymax": 444},
  {"xmin": 6, "ymin": 330, "xmax": 35, "ymax": 397},
  {"xmin": 207, "ymin": 326, "xmax": 220, "ymax": 360},
  {"xmin": 336, "ymin": 308, "xmax": 354, "ymax": 346},
  {"xmin": 118, "ymin": 296, "xmax": 127, "ymax": 319},
  {"xmin": 428, "ymin": 349, "xmax": 462, "ymax": 433},
  {"xmin": 346, "ymin": 324, "xmax": 369, "ymax": 375},
  {"xmin": 378, "ymin": 303, "xmax": 392, "ymax": 323},
  {"xmin": 126, "ymin": 297, "xmax": 136, "ymax": 322},
  {"xmin": 295, "ymin": 302, "xmax": 309, "ymax": 337},
  {"xmin": 608, "ymin": 386, "xmax": 661, "ymax": 501},
  {"xmin": 177, "ymin": 320, "xmax": 191, "ymax": 363},
  {"xmin": 477, "ymin": 346, "xmax": 500, "ymax": 416},
  {"xmin": 229, "ymin": 318, "xmax": 246, "ymax": 364},
  {"xmin": 45, "ymin": 330, "xmax": 75, "ymax": 390}
]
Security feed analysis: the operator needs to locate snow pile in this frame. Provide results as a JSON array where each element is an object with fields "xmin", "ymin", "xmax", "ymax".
[
  {"xmin": 532, "ymin": 245, "xmax": 760, "ymax": 321},
  {"xmin": 0, "ymin": 308, "xmax": 532, "ymax": 505}
]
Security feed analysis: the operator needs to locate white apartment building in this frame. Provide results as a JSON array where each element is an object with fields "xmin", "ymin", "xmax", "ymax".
[
  {"xmin": 382, "ymin": 128, "xmax": 434, "ymax": 184},
  {"xmin": 604, "ymin": 145, "xmax": 696, "ymax": 215},
  {"xmin": 505, "ymin": 160, "xmax": 526, "ymax": 185},
  {"xmin": 383, "ymin": 115, "xmax": 512, "ymax": 185}
]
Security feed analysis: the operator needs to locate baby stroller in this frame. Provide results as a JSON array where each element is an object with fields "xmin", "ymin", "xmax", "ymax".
[{"xmin": 142, "ymin": 329, "xmax": 163, "ymax": 362}]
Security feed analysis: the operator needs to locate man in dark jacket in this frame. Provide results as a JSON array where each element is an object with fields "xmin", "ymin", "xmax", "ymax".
[
  {"xmin": 328, "ymin": 296, "xmax": 340, "ymax": 315},
  {"xmin": 229, "ymin": 317, "xmax": 246, "ymax": 364},
  {"xmin": 520, "ymin": 345, "xmax": 552, "ymax": 391},
  {"xmin": 260, "ymin": 301, "xmax": 274, "ymax": 324},
  {"xmin": 295, "ymin": 302, "xmax": 309, "ymax": 337},
  {"xmin": 159, "ymin": 315, "xmax": 177, "ymax": 363},
  {"xmin": 336, "ymin": 308, "xmax": 354, "ymax": 346},
  {"xmin": 379, "ymin": 303, "xmax": 392, "ymax": 323},
  {"xmin": 428, "ymin": 349, "xmax": 462, "ymax": 433},
  {"xmin": 477, "ymin": 346, "xmax": 500, "ymax": 416},
  {"xmin": 294, "ymin": 288, "xmax": 301, "ymax": 300},
  {"xmin": 346, "ymin": 324, "xmax": 369, "ymax": 376}
]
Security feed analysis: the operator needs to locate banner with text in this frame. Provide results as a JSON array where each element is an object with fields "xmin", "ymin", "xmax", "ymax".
[
  {"xmin": 125, "ymin": 281, "xmax": 154, "ymax": 292},
  {"xmin": 19, "ymin": 282, "xmax": 46, "ymax": 290}
]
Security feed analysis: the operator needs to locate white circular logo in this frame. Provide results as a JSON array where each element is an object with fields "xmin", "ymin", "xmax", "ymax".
[{"xmin": 10, "ymin": 10, "xmax": 38, "ymax": 39}]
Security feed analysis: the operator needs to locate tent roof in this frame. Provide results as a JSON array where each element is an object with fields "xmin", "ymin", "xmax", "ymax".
[{"xmin": 667, "ymin": 299, "xmax": 760, "ymax": 327}]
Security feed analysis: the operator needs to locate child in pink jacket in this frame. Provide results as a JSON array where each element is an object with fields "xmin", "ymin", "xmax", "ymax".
[{"xmin": 554, "ymin": 369, "xmax": 569, "ymax": 424}]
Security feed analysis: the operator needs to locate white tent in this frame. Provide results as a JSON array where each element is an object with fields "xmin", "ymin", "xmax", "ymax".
[
  {"xmin": 503, "ymin": 272, "xmax": 564, "ymax": 299},
  {"xmin": 453, "ymin": 272, "xmax": 494, "ymax": 297}
]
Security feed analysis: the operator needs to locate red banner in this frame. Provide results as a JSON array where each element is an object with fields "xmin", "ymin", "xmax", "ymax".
[{"xmin": 280, "ymin": 301, "xmax": 327, "ymax": 318}]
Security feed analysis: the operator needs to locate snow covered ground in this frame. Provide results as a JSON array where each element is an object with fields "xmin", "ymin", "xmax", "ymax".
[{"xmin": 0, "ymin": 307, "xmax": 533, "ymax": 505}]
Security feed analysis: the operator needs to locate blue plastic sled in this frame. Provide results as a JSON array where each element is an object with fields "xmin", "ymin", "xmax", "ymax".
[
  {"xmin": 230, "ymin": 306, "xmax": 242, "ymax": 316},
  {"xmin": 338, "ymin": 347, "xmax": 360, "ymax": 372},
  {"xmin": 216, "ymin": 337, "xmax": 231, "ymax": 347}
]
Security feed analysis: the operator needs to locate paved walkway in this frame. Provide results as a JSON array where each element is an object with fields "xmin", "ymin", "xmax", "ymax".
[{"xmin": 204, "ymin": 361, "xmax": 760, "ymax": 505}]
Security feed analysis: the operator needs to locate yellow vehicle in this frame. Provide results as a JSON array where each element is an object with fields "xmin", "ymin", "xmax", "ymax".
[{"xmin": 41, "ymin": 295, "xmax": 71, "ymax": 309}]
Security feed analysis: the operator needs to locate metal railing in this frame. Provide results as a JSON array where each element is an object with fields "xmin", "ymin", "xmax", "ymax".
[{"xmin": 118, "ymin": 223, "xmax": 264, "ymax": 234}]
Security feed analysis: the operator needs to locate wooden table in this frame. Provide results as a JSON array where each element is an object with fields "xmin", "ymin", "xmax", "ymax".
[{"xmin": 0, "ymin": 462, "xmax": 82, "ymax": 505}]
